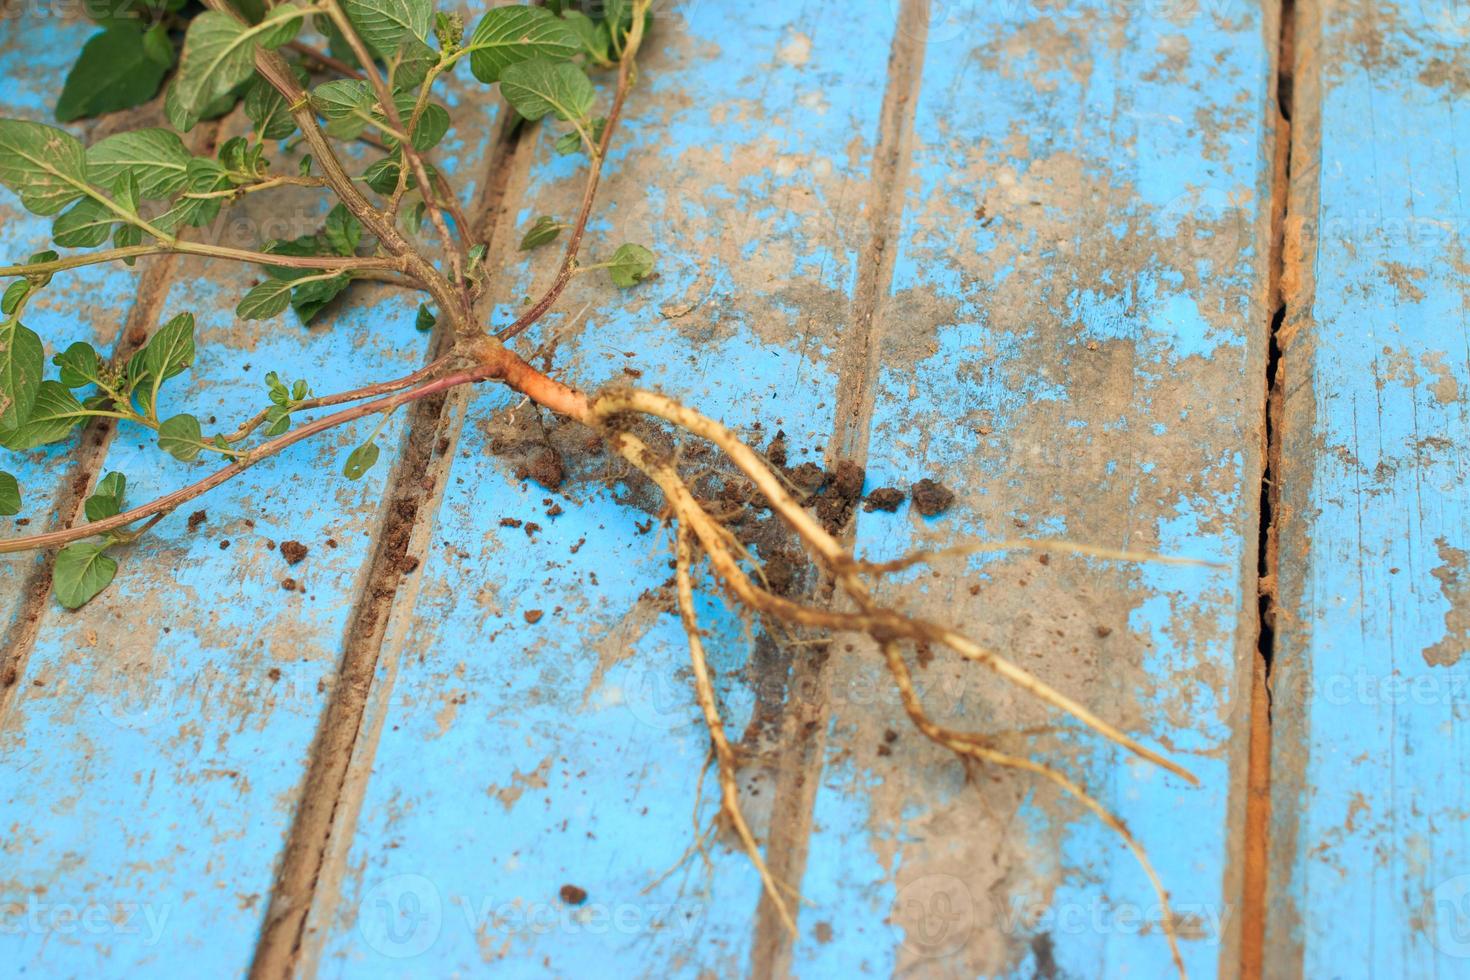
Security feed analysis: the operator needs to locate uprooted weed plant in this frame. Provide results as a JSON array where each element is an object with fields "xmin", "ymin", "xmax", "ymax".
[{"xmin": 0, "ymin": 2, "xmax": 1208, "ymax": 973}]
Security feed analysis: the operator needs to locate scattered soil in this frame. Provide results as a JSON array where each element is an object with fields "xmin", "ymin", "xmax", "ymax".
[
  {"xmin": 910, "ymin": 478, "xmax": 955, "ymax": 517},
  {"xmin": 524, "ymin": 609, "xmax": 544, "ymax": 624},
  {"xmin": 558, "ymin": 884, "xmax": 587, "ymax": 906},
  {"xmin": 280, "ymin": 540, "xmax": 309, "ymax": 565},
  {"xmin": 864, "ymin": 487, "xmax": 905, "ymax": 512},
  {"xmin": 788, "ymin": 462, "xmax": 826, "ymax": 492},
  {"xmin": 518, "ymin": 447, "xmax": 565, "ymax": 490},
  {"xmin": 766, "ymin": 430, "xmax": 788, "ymax": 467},
  {"xmin": 815, "ymin": 459, "xmax": 865, "ymax": 530},
  {"xmin": 281, "ymin": 577, "xmax": 299, "ymax": 591},
  {"xmin": 187, "ymin": 510, "xmax": 207, "ymax": 533}
]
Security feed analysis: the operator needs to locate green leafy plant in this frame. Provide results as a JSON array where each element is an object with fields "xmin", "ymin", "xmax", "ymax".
[{"xmin": 0, "ymin": 3, "xmax": 1202, "ymax": 971}]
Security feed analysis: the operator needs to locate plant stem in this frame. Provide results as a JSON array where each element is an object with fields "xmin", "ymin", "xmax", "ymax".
[{"xmin": 496, "ymin": 6, "xmax": 648, "ymax": 341}]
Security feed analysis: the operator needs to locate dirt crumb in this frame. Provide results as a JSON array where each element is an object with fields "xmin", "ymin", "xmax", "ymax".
[
  {"xmin": 814, "ymin": 921, "xmax": 834, "ymax": 943},
  {"xmin": 910, "ymin": 478, "xmax": 955, "ymax": 517},
  {"xmin": 519, "ymin": 448, "xmax": 565, "ymax": 490},
  {"xmin": 788, "ymin": 462, "xmax": 826, "ymax": 492},
  {"xmin": 280, "ymin": 577, "xmax": 299, "ymax": 591},
  {"xmin": 558, "ymin": 884, "xmax": 587, "ymax": 906},
  {"xmin": 524, "ymin": 609, "xmax": 544, "ymax": 624},
  {"xmin": 280, "ymin": 540, "xmax": 309, "ymax": 565},
  {"xmin": 187, "ymin": 510, "xmax": 207, "ymax": 533},
  {"xmin": 864, "ymin": 487, "xmax": 905, "ymax": 512}
]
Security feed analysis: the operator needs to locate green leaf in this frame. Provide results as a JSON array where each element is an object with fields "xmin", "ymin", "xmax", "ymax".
[
  {"xmin": 342, "ymin": 0, "xmax": 432, "ymax": 58},
  {"xmin": 52, "ymin": 197, "xmax": 115, "ymax": 249},
  {"xmin": 114, "ymin": 224, "xmax": 144, "ymax": 256},
  {"xmin": 244, "ymin": 76, "xmax": 299, "ymax": 141},
  {"xmin": 388, "ymin": 99, "xmax": 450, "ymax": 152},
  {"xmin": 85, "ymin": 128, "xmax": 191, "ymax": 200},
  {"xmin": 499, "ymin": 59, "xmax": 594, "ymax": 123},
  {"xmin": 324, "ymin": 204, "xmax": 361, "ymax": 256},
  {"xmin": 54, "ymin": 541, "xmax": 118, "ymax": 609},
  {"xmin": 555, "ymin": 117, "xmax": 603, "ymax": 156},
  {"xmin": 343, "ymin": 440, "xmax": 380, "ymax": 480},
  {"xmin": 312, "ymin": 79, "xmax": 374, "ymax": 139},
  {"xmin": 362, "ymin": 156, "xmax": 436, "ymax": 194},
  {"xmin": 2, "ymin": 381, "xmax": 87, "ymax": 450},
  {"xmin": 143, "ymin": 312, "xmax": 196, "ymax": 382},
  {"xmin": 395, "ymin": 36, "xmax": 438, "ymax": 89},
  {"xmin": 169, "ymin": 7, "xmax": 304, "ymax": 131},
  {"xmin": 0, "ymin": 319, "xmax": 44, "ymax": 436},
  {"xmin": 0, "ymin": 471, "xmax": 20, "ymax": 516},
  {"xmin": 54, "ymin": 341, "xmax": 102, "ymax": 388},
  {"xmin": 237, "ymin": 278, "xmax": 295, "ymax": 319},
  {"xmin": 56, "ymin": 26, "xmax": 172, "ymax": 123},
  {"xmin": 467, "ymin": 6, "xmax": 580, "ymax": 84},
  {"xmin": 2, "ymin": 281, "xmax": 30, "ymax": 316},
  {"xmin": 263, "ymin": 404, "xmax": 292, "ymax": 436},
  {"xmin": 84, "ymin": 470, "xmax": 126, "ymax": 521},
  {"xmin": 113, "ymin": 170, "xmax": 141, "ymax": 216},
  {"xmin": 561, "ymin": 10, "xmax": 609, "ymax": 62},
  {"xmin": 607, "ymin": 243, "xmax": 655, "ymax": 288},
  {"xmin": 415, "ymin": 303, "xmax": 435, "ymax": 331},
  {"xmin": 291, "ymin": 274, "xmax": 350, "ymax": 322},
  {"xmin": 0, "ymin": 120, "xmax": 89, "ymax": 216},
  {"xmin": 519, "ymin": 215, "xmax": 562, "ymax": 250},
  {"xmin": 151, "ymin": 157, "xmax": 231, "ymax": 232},
  {"xmin": 157, "ymin": 413, "xmax": 204, "ymax": 460}
]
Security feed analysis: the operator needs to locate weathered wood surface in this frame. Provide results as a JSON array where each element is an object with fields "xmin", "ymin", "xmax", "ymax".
[
  {"xmin": 1267, "ymin": 1, "xmax": 1470, "ymax": 976},
  {"xmin": 18, "ymin": 0, "xmax": 1449, "ymax": 976},
  {"xmin": 0, "ymin": 12, "xmax": 502, "ymax": 975}
]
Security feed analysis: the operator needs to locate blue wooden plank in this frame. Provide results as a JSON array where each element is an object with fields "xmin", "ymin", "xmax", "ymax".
[
  {"xmin": 1267, "ymin": 2, "xmax": 1470, "ymax": 976},
  {"xmin": 0, "ymin": 45, "xmax": 502, "ymax": 980},
  {"xmin": 793, "ymin": 2, "xmax": 1275, "ymax": 976},
  {"xmin": 0, "ymin": 20, "xmax": 166, "ymax": 629},
  {"xmin": 299, "ymin": 3, "xmax": 899, "ymax": 975}
]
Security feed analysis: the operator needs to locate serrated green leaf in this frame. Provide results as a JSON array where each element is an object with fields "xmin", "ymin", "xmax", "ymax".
[
  {"xmin": 237, "ymin": 278, "xmax": 295, "ymax": 320},
  {"xmin": 54, "ymin": 341, "xmax": 102, "ymax": 388},
  {"xmin": 85, "ymin": 128, "xmax": 191, "ymax": 200},
  {"xmin": 561, "ymin": 10, "xmax": 609, "ymax": 62},
  {"xmin": 0, "ymin": 120, "xmax": 89, "ymax": 216},
  {"xmin": 2, "ymin": 281, "xmax": 30, "ymax": 317},
  {"xmin": 143, "ymin": 312, "xmax": 195, "ymax": 382},
  {"xmin": 607, "ymin": 242, "xmax": 654, "ymax": 288},
  {"xmin": 169, "ymin": 7, "xmax": 304, "ymax": 131},
  {"xmin": 157, "ymin": 413, "xmax": 203, "ymax": 460},
  {"xmin": 0, "ymin": 471, "xmax": 19, "ymax": 516},
  {"xmin": 56, "ymin": 25, "xmax": 172, "ymax": 123},
  {"xmin": 393, "ymin": 35, "xmax": 438, "ymax": 89},
  {"xmin": 244, "ymin": 76, "xmax": 298, "ymax": 141},
  {"xmin": 500, "ymin": 59, "xmax": 594, "ymax": 123},
  {"xmin": 291, "ymin": 274, "xmax": 350, "ymax": 322},
  {"xmin": 54, "ymin": 541, "xmax": 118, "ymax": 609},
  {"xmin": 312, "ymin": 78, "xmax": 374, "ymax": 139},
  {"xmin": 343, "ymin": 440, "xmax": 379, "ymax": 480},
  {"xmin": 113, "ymin": 170, "xmax": 141, "ymax": 215},
  {"xmin": 52, "ymin": 197, "xmax": 115, "ymax": 249},
  {"xmin": 467, "ymin": 6, "xmax": 580, "ymax": 84},
  {"xmin": 343, "ymin": 0, "xmax": 432, "ymax": 58},
  {"xmin": 151, "ymin": 157, "xmax": 231, "ymax": 232},
  {"xmin": 519, "ymin": 215, "xmax": 562, "ymax": 251},
  {"xmin": 1, "ymin": 380, "xmax": 87, "ymax": 450},
  {"xmin": 84, "ymin": 470, "xmax": 126, "ymax": 521},
  {"xmin": 324, "ymin": 203, "xmax": 361, "ymax": 256},
  {"xmin": 0, "ymin": 319, "xmax": 44, "ymax": 436}
]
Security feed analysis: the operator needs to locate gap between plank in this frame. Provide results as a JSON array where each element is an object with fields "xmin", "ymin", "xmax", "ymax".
[
  {"xmin": 748, "ymin": 0, "xmax": 929, "ymax": 972},
  {"xmin": 247, "ymin": 106, "xmax": 529, "ymax": 980},
  {"xmin": 1241, "ymin": 0, "xmax": 1299, "ymax": 975}
]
